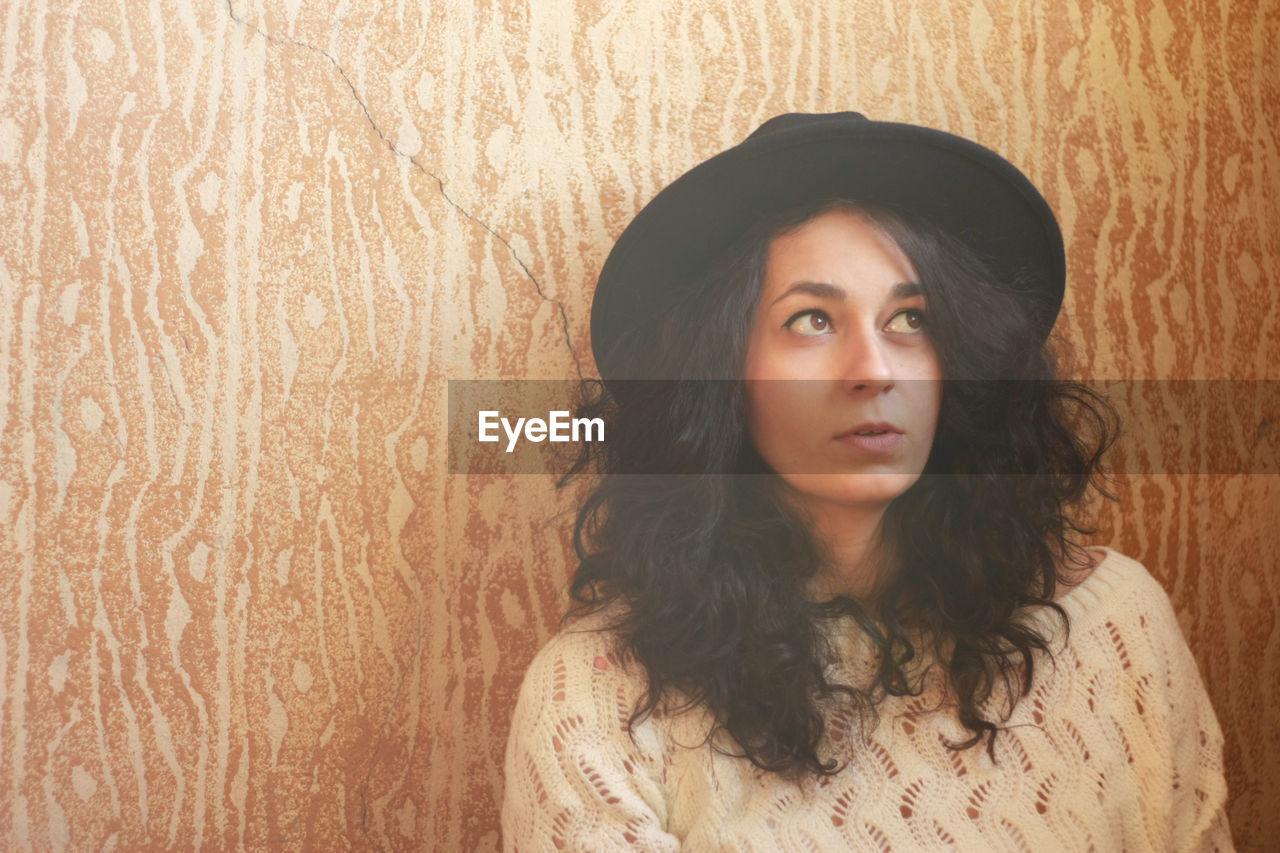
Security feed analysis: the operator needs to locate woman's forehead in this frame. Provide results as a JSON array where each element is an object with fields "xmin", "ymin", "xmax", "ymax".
[{"xmin": 760, "ymin": 209, "xmax": 921, "ymax": 302}]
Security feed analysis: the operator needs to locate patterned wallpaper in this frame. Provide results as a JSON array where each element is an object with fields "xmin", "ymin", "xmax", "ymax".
[{"xmin": 0, "ymin": 0, "xmax": 1275, "ymax": 849}]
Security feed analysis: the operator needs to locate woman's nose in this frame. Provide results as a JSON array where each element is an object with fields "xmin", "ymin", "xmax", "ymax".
[{"xmin": 839, "ymin": 328, "xmax": 895, "ymax": 394}]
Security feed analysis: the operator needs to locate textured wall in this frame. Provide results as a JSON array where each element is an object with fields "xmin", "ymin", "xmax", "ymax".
[{"xmin": 0, "ymin": 0, "xmax": 1276, "ymax": 850}]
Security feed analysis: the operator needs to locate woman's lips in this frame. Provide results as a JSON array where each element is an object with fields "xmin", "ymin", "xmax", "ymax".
[
  {"xmin": 834, "ymin": 423, "xmax": 904, "ymax": 453},
  {"xmin": 836, "ymin": 431, "xmax": 904, "ymax": 453}
]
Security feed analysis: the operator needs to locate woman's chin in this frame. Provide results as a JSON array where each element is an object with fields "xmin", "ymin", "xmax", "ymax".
[{"xmin": 779, "ymin": 471, "xmax": 922, "ymax": 510}]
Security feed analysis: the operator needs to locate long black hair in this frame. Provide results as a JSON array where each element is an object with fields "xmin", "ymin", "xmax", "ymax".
[{"xmin": 560, "ymin": 199, "xmax": 1117, "ymax": 778}]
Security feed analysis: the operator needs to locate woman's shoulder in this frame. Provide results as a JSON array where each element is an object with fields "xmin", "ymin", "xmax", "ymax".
[
  {"xmin": 512, "ymin": 606, "xmax": 649, "ymax": 719},
  {"xmin": 523, "ymin": 605, "xmax": 629, "ymax": 666},
  {"xmin": 1025, "ymin": 547, "xmax": 1220, "ymax": 730},
  {"xmin": 1036, "ymin": 546, "xmax": 1187, "ymax": 640},
  {"xmin": 1051, "ymin": 545, "xmax": 1105, "ymax": 600},
  {"xmin": 1032, "ymin": 548, "xmax": 1216, "ymax": 696}
]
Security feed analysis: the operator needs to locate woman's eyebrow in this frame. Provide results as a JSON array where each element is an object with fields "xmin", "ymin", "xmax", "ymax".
[
  {"xmin": 769, "ymin": 280, "xmax": 845, "ymax": 305},
  {"xmin": 769, "ymin": 280, "xmax": 923, "ymax": 306}
]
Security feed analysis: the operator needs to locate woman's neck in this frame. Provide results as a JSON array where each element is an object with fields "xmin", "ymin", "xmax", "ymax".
[{"xmin": 788, "ymin": 492, "xmax": 892, "ymax": 601}]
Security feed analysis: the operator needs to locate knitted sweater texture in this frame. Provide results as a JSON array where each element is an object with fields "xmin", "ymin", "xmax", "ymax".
[{"xmin": 501, "ymin": 548, "xmax": 1233, "ymax": 851}]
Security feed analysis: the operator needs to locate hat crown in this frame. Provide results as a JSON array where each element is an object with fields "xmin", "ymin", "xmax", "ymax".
[{"xmin": 745, "ymin": 111, "xmax": 869, "ymax": 142}]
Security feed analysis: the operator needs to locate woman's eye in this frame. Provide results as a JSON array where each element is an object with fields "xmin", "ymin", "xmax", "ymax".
[
  {"xmin": 885, "ymin": 308, "xmax": 926, "ymax": 334},
  {"xmin": 784, "ymin": 310, "xmax": 832, "ymax": 336}
]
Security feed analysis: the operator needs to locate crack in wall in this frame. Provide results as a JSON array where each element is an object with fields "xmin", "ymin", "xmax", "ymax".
[
  {"xmin": 218, "ymin": 5, "xmax": 575, "ymax": 847},
  {"xmin": 224, "ymin": 1, "xmax": 587, "ymax": 381}
]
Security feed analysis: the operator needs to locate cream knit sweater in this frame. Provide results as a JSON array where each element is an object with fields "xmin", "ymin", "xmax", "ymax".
[{"xmin": 502, "ymin": 548, "xmax": 1233, "ymax": 851}]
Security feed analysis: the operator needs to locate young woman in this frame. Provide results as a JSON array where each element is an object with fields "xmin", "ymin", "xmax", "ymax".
[{"xmin": 502, "ymin": 112, "xmax": 1233, "ymax": 851}]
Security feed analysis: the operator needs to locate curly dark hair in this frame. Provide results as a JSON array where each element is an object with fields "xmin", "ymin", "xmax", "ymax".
[{"xmin": 559, "ymin": 199, "xmax": 1117, "ymax": 779}]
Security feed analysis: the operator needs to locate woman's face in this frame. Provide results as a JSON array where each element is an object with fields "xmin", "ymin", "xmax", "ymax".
[{"xmin": 743, "ymin": 208, "xmax": 942, "ymax": 512}]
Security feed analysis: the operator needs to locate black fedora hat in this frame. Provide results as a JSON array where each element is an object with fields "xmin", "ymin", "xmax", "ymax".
[{"xmin": 589, "ymin": 111, "xmax": 1065, "ymax": 381}]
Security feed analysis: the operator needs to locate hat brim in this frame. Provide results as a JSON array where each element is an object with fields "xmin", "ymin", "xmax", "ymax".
[{"xmin": 590, "ymin": 114, "xmax": 1065, "ymax": 381}]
